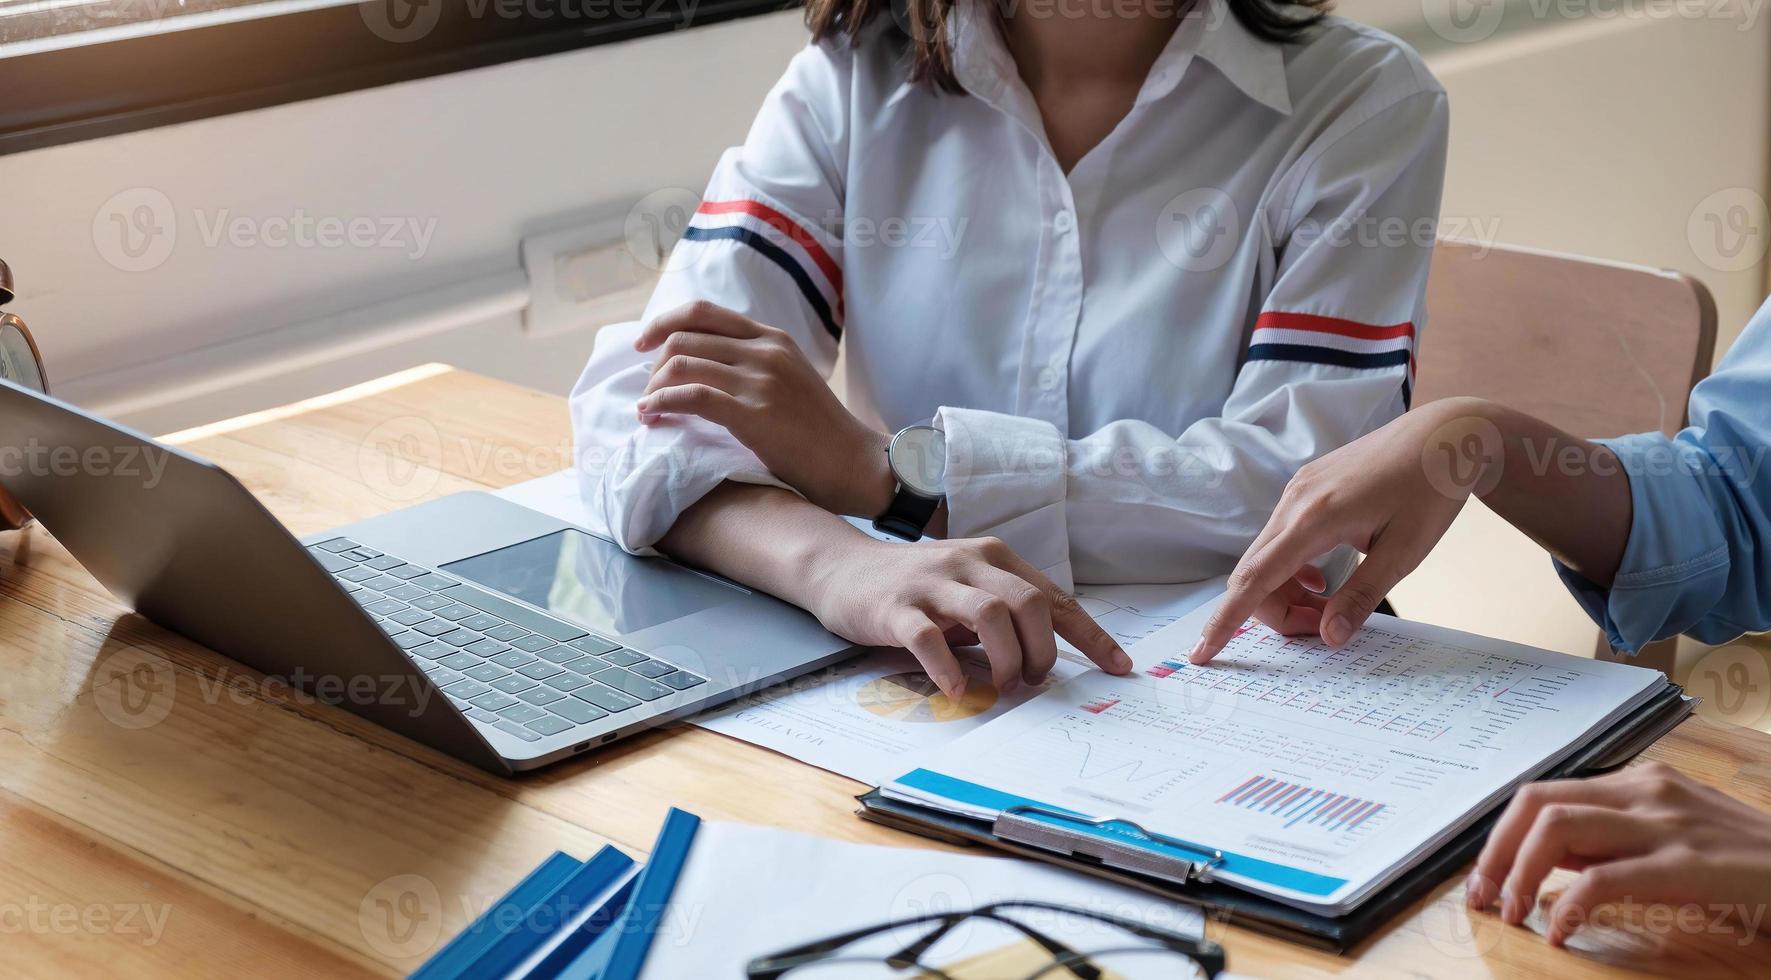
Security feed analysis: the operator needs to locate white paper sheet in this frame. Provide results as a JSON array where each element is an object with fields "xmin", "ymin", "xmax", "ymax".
[
  {"xmin": 690, "ymin": 647, "xmax": 1085, "ymax": 785},
  {"xmin": 1067, "ymin": 580, "xmax": 1226, "ymax": 654},
  {"xmin": 637, "ymin": 822, "xmax": 1207, "ymax": 979},
  {"xmin": 886, "ymin": 602, "xmax": 1666, "ymax": 914},
  {"xmin": 691, "ymin": 581, "xmax": 1222, "ymax": 784}
]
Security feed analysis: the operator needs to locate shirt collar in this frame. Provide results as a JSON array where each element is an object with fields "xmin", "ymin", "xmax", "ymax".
[
  {"xmin": 947, "ymin": 0, "xmax": 1292, "ymax": 116},
  {"xmin": 1180, "ymin": 0, "xmax": 1293, "ymax": 114},
  {"xmin": 948, "ymin": 0, "xmax": 1019, "ymax": 108}
]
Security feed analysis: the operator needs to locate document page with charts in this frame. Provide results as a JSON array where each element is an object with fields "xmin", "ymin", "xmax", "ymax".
[{"xmin": 883, "ymin": 603, "xmax": 1668, "ymax": 914}]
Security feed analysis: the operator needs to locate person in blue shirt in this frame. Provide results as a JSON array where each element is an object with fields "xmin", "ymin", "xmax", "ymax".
[{"xmin": 1189, "ymin": 296, "xmax": 1771, "ymax": 947}]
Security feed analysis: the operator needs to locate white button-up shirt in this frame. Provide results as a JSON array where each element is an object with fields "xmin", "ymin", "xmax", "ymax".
[{"xmin": 571, "ymin": 0, "xmax": 1448, "ymax": 588}]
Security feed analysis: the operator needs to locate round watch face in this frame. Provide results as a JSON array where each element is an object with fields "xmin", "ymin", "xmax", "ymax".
[
  {"xmin": 0, "ymin": 317, "xmax": 45, "ymax": 393},
  {"xmin": 889, "ymin": 425, "xmax": 946, "ymax": 498}
]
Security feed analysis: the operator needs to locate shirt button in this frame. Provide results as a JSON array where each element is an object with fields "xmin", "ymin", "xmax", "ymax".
[{"xmin": 1052, "ymin": 210, "xmax": 1075, "ymax": 235}]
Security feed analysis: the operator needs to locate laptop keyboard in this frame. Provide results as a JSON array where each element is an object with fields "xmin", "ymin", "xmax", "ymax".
[{"xmin": 308, "ymin": 536, "xmax": 707, "ymax": 744}]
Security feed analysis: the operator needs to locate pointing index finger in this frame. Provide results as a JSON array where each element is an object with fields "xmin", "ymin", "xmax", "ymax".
[
  {"xmin": 1050, "ymin": 589, "xmax": 1133, "ymax": 674},
  {"xmin": 988, "ymin": 549, "xmax": 1131, "ymax": 674},
  {"xmin": 1191, "ymin": 526, "xmax": 1323, "ymax": 664}
]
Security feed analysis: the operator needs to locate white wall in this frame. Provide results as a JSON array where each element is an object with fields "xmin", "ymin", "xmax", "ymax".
[{"xmin": 1428, "ymin": 4, "xmax": 1771, "ymax": 347}]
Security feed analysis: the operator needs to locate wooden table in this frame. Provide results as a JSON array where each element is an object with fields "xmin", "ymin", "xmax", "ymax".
[{"xmin": 4, "ymin": 366, "xmax": 1770, "ymax": 978}]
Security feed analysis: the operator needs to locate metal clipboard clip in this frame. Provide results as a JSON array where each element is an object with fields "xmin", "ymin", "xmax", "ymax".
[{"xmin": 993, "ymin": 805, "xmax": 1225, "ymax": 886}]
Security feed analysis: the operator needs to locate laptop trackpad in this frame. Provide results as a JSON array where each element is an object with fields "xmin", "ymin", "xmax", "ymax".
[{"xmin": 442, "ymin": 529, "xmax": 747, "ymax": 638}]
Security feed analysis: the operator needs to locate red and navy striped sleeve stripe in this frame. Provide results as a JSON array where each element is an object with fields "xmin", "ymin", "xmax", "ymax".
[
  {"xmin": 679, "ymin": 199, "xmax": 844, "ymax": 341},
  {"xmin": 1247, "ymin": 311, "xmax": 1417, "ymax": 406}
]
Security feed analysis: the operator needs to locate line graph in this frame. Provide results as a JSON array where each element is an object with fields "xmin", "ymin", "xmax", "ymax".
[
  {"xmin": 1003, "ymin": 695, "xmax": 1213, "ymax": 804},
  {"xmin": 1047, "ymin": 726, "xmax": 1202, "ymax": 786},
  {"xmin": 964, "ymin": 685, "xmax": 1422, "ymax": 819},
  {"xmin": 1072, "ymin": 591, "xmax": 1189, "ymax": 647}
]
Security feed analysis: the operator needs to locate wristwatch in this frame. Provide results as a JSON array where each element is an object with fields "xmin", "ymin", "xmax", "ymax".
[
  {"xmin": 873, "ymin": 424, "xmax": 946, "ymax": 542},
  {"xmin": 0, "ymin": 259, "xmax": 45, "ymax": 531}
]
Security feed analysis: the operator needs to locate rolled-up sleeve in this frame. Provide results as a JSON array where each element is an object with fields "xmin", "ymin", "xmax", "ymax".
[
  {"xmin": 1554, "ymin": 308, "xmax": 1771, "ymax": 651},
  {"xmin": 937, "ymin": 89, "xmax": 1448, "ymax": 589},
  {"xmin": 938, "ymin": 408, "xmax": 1072, "ymax": 581},
  {"xmin": 569, "ymin": 41, "xmax": 850, "ymax": 553}
]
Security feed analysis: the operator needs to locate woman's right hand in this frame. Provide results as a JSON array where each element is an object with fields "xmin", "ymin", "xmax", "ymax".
[{"xmin": 806, "ymin": 535, "xmax": 1133, "ymax": 699}]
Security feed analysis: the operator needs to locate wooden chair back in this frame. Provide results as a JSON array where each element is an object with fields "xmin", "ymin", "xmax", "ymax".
[{"xmin": 1415, "ymin": 240, "xmax": 1717, "ymax": 437}]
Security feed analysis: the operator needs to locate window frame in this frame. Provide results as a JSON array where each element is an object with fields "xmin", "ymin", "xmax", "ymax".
[{"xmin": 0, "ymin": 0, "xmax": 788, "ymax": 157}]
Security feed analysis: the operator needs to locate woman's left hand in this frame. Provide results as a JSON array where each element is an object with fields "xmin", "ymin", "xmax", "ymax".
[{"xmin": 634, "ymin": 301, "xmax": 894, "ymax": 517}]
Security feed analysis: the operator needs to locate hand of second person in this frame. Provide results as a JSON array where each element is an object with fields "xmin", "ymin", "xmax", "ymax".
[
  {"xmin": 634, "ymin": 301, "xmax": 894, "ymax": 518},
  {"xmin": 1467, "ymin": 763, "xmax": 1771, "ymax": 947},
  {"xmin": 806, "ymin": 534, "xmax": 1133, "ymax": 698},
  {"xmin": 1189, "ymin": 397, "xmax": 1495, "ymax": 663}
]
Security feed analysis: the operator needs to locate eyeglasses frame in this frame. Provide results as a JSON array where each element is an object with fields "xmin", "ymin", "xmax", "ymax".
[{"xmin": 745, "ymin": 898, "xmax": 1225, "ymax": 980}]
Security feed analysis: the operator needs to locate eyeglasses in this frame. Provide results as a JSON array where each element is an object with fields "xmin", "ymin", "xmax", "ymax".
[{"xmin": 745, "ymin": 899, "xmax": 1225, "ymax": 980}]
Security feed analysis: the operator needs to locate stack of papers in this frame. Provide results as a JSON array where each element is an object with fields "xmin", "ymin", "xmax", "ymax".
[{"xmin": 882, "ymin": 604, "xmax": 1669, "ymax": 915}]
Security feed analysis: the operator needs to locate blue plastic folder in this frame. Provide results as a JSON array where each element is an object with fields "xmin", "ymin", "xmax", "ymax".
[
  {"xmin": 409, "ymin": 810, "xmax": 706, "ymax": 980},
  {"xmin": 411, "ymin": 846, "xmax": 637, "ymax": 980},
  {"xmin": 589, "ymin": 809, "xmax": 702, "ymax": 980}
]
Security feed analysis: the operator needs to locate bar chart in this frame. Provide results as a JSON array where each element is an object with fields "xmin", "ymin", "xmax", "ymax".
[{"xmin": 1217, "ymin": 774, "xmax": 1387, "ymax": 832}]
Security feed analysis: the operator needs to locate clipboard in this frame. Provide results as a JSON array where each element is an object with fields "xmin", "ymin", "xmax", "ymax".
[{"xmin": 857, "ymin": 682, "xmax": 1694, "ymax": 952}]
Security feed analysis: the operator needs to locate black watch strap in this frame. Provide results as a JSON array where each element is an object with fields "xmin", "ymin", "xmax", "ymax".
[{"xmin": 872, "ymin": 487, "xmax": 940, "ymax": 542}]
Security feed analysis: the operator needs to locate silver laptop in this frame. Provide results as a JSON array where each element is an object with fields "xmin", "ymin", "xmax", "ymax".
[{"xmin": 0, "ymin": 378, "xmax": 857, "ymax": 773}]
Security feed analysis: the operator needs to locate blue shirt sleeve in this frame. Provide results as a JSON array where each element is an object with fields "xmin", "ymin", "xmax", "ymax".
[{"xmin": 1554, "ymin": 297, "xmax": 1771, "ymax": 652}]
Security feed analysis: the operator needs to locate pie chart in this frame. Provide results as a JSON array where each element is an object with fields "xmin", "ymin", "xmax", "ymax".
[{"xmin": 855, "ymin": 672, "xmax": 998, "ymax": 722}]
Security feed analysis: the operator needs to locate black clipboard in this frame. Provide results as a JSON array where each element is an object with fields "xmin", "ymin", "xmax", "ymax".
[{"xmin": 857, "ymin": 682, "xmax": 1693, "ymax": 953}]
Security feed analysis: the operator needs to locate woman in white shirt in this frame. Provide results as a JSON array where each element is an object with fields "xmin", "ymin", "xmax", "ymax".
[{"xmin": 571, "ymin": 0, "xmax": 1448, "ymax": 699}]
